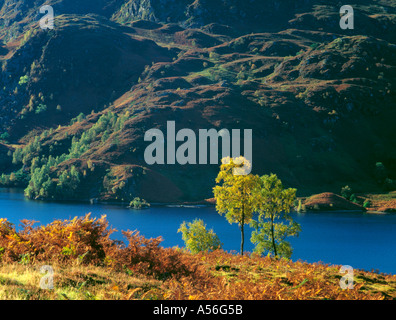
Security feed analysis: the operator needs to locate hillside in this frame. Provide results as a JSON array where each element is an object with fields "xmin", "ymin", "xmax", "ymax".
[{"xmin": 0, "ymin": 0, "xmax": 395, "ymax": 204}]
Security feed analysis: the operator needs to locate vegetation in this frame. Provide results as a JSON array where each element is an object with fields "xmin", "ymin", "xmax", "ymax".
[
  {"xmin": 214, "ymin": 157, "xmax": 300, "ymax": 258},
  {"xmin": 0, "ymin": 132, "xmax": 9, "ymax": 142},
  {"xmin": 178, "ymin": 219, "xmax": 222, "ymax": 254},
  {"xmin": 33, "ymin": 103, "xmax": 48, "ymax": 115},
  {"xmin": 24, "ymin": 164, "xmax": 53, "ymax": 199},
  {"xmin": 363, "ymin": 199, "xmax": 372, "ymax": 209},
  {"xmin": 0, "ymin": 214, "xmax": 394, "ymax": 300},
  {"xmin": 0, "ymin": 0, "xmax": 395, "ymax": 300},
  {"xmin": 12, "ymin": 137, "xmax": 42, "ymax": 166},
  {"xmin": 341, "ymin": 185, "xmax": 353, "ymax": 200},
  {"xmin": 362, "ymin": 192, "xmax": 396, "ymax": 212},
  {"xmin": 0, "ymin": 214, "xmax": 194, "ymax": 280},
  {"xmin": 24, "ymin": 164, "xmax": 80, "ymax": 200},
  {"xmin": 0, "ymin": 170, "xmax": 29, "ymax": 188},
  {"xmin": 1, "ymin": 110, "xmax": 133, "ymax": 200},
  {"xmin": 213, "ymin": 157, "xmax": 260, "ymax": 255},
  {"xmin": 0, "ymin": 2, "xmax": 395, "ymax": 205},
  {"xmin": 18, "ymin": 75, "xmax": 29, "ymax": 86},
  {"xmin": 251, "ymin": 174, "xmax": 300, "ymax": 259},
  {"xmin": 68, "ymin": 111, "xmax": 127, "ymax": 159},
  {"xmin": 129, "ymin": 198, "xmax": 150, "ymax": 210}
]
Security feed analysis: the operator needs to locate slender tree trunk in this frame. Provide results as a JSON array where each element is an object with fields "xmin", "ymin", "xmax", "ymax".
[
  {"xmin": 240, "ymin": 183, "xmax": 245, "ymax": 255},
  {"xmin": 240, "ymin": 210, "xmax": 245, "ymax": 256},
  {"xmin": 270, "ymin": 213, "xmax": 277, "ymax": 258}
]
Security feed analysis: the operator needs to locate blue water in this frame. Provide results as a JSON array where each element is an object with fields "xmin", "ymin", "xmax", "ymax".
[{"xmin": 1, "ymin": 188, "xmax": 396, "ymax": 274}]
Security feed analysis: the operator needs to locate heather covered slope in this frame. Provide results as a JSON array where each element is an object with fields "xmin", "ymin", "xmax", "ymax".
[
  {"xmin": 0, "ymin": 0, "xmax": 395, "ymax": 203},
  {"xmin": 0, "ymin": 0, "xmax": 125, "ymax": 41},
  {"xmin": 0, "ymin": 14, "xmax": 175, "ymax": 138},
  {"xmin": 112, "ymin": 0, "xmax": 396, "ymax": 42}
]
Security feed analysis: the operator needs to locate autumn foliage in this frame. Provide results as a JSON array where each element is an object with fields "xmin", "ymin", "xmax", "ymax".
[
  {"xmin": 0, "ymin": 214, "xmax": 394, "ymax": 300},
  {"xmin": 165, "ymin": 252, "xmax": 391, "ymax": 300},
  {"xmin": 0, "ymin": 214, "xmax": 199, "ymax": 280}
]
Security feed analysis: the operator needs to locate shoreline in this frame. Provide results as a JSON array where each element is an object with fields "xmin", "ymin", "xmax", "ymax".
[{"xmin": 1, "ymin": 187, "xmax": 395, "ymax": 214}]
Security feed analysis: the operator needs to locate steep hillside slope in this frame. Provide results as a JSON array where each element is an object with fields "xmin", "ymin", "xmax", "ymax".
[
  {"xmin": 0, "ymin": 14, "xmax": 175, "ymax": 138},
  {"xmin": 112, "ymin": 0, "xmax": 396, "ymax": 42},
  {"xmin": 0, "ymin": 0, "xmax": 124, "ymax": 41},
  {"xmin": 0, "ymin": 0, "xmax": 395, "ymax": 204}
]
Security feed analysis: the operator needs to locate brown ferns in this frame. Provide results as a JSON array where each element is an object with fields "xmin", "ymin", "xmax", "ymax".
[
  {"xmin": 0, "ymin": 214, "xmax": 393, "ymax": 300},
  {"xmin": 0, "ymin": 214, "xmax": 201, "ymax": 280}
]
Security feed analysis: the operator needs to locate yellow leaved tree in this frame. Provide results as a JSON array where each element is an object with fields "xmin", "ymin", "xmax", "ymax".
[{"xmin": 213, "ymin": 156, "xmax": 260, "ymax": 255}]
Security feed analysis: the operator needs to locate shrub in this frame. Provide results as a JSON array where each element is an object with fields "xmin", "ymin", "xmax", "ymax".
[
  {"xmin": 0, "ymin": 214, "xmax": 111, "ymax": 264},
  {"xmin": 0, "ymin": 169, "xmax": 29, "ymax": 188},
  {"xmin": 0, "ymin": 215, "xmax": 391, "ymax": 300},
  {"xmin": 178, "ymin": 219, "xmax": 222, "ymax": 254},
  {"xmin": 129, "ymin": 197, "xmax": 150, "ymax": 210},
  {"xmin": 209, "ymin": 51, "xmax": 220, "ymax": 61},
  {"xmin": 18, "ymin": 75, "xmax": 29, "ymax": 86},
  {"xmin": 0, "ymin": 132, "xmax": 10, "ymax": 142},
  {"xmin": 341, "ymin": 185, "xmax": 353, "ymax": 200},
  {"xmin": 0, "ymin": 214, "xmax": 200, "ymax": 280},
  {"xmin": 56, "ymin": 166, "xmax": 81, "ymax": 199},
  {"xmin": 114, "ymin": 230, "xmax": 198, "ymax": 279},
  {"xmin": 363, "ymin": 199, "xmax": 372, "ymax": 208},
  {"xmin": 70, "ymin": 112, "xmax": 86, "ymax": 125},
  {"xmin": 35, "ymin": 104, "xmax": 47, "ymax": 114},
  {"xmin": 350, "ymin": 194, "xmax": 358, "ymax": 203}
]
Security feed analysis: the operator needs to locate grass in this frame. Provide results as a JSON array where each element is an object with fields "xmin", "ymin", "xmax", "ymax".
[
  {"xmin": 0, "ymin": 214, "xmax": 395, "ymax": 300},
  {"xmin": 363, "ymin": 192, "xmax": 396, "ymax": 212},
  {"xmin": 1, "ymin": 253, "xmax": 395, "ymax": 300},
  {"xmin": 0, "ymin": 263, "xmax": 161, "ymax": 300},
  {"xmin": 365, "ymin": 192, "xmax": 396, "ymax": 201}
]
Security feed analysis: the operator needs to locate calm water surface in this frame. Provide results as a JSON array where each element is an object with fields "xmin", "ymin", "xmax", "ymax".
[{"xmin": 1, "ymin": 188, "xmax": 395, "ymax": 274}]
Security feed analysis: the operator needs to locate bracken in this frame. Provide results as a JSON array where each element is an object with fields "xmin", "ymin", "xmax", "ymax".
[{"xmin": 0, "ymin": 214, "xmax": 394, "ymax": 300}]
